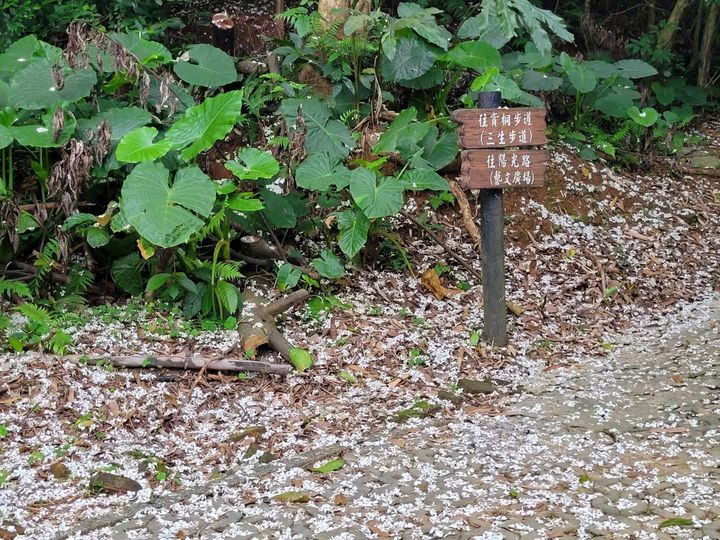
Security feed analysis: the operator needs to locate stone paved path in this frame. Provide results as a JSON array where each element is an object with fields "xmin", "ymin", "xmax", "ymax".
[{"xmin": 64, "ymin": 298, "xmax": 720, "ymax": 540}]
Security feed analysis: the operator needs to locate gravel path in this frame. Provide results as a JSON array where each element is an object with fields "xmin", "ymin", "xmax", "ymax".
[{"xmin": 61, "ymin": 296, "xmax": 720, "ymax": 540}]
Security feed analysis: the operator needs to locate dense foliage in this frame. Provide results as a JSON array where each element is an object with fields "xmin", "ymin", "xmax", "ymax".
[{"xmin": 0, "ymin": 0, "xmax": 716, "ymax": 353}]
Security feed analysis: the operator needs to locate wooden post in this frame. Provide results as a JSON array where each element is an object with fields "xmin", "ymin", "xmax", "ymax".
[
  {"xmin": 476, "ymin": 91, "xmax": 507, "ymax": 346},
  {"xmin": 452, "ymin": 96, "xmax": 548, "ymax": 347}
]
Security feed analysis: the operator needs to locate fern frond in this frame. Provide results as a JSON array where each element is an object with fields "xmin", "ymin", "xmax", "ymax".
[
  {"xmin": 197, "ymin": 208, "xmax": 226, "ymax": 244},
  {"xmin": 0, "ymin": 278, "xmax": 32, "ymax": 299},
  {"xmin": 14, "ymin": 304, "xmax": 53, "ymax": 326},
  {"xmin": 67, "ymin": 266, "xmax": 94, "ymax": 294},
  {"xmin": 214, "ymin": 261, "xmax": 243, "ymax": 281}
]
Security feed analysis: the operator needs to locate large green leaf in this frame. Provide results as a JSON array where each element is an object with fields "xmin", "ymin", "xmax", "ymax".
[
  {"xmin": 487, "ymin": 75, "xmax": 544, "ymax": 107},
  {"xmin": 9, "ymin": 60, "xmax": 96, "ymax": 109},
  {"xmin": 295, "ymin": 153, "xmax": 352, "ymax": 191},
  {"xmin": 11, "ymin": 112, "xmax": 77, "ymax": 148},
  {"xmin": 166, "ymin": 90, "xmax": 244, "ymax": 160},
  {"xmin": 225, "ymin": 148, "xmax": 279, "ymax": 180},
  {"xmin": 77, "ymin": 107, "xmax": 152, "ymax": 142},
  {"xmin": 594, "ymin": 88, "xmax": 638, "ymax": 118},
  {"xmin": 398, "ymin": 67, "xmax": 444, "ymax": 89},
  {"xmin": 420, "ymin": 129, "xmax": 458, "ymax": 170},
  {"xmin": 521, "ymin": 69, "xmax": 563, "ymax": 91},
  {"xmin": 400, "ymin": 169, "xmax": 449, "ymax": 191},
  {"xmin": 173, "ymin": 44, "xmax": 237, "ymax": 87},
  {"xmin": 337, "ymin": 209, "xmax": 369, "ymax": 258},
  {"xmin": 312, "ymin": 249, "xmax": 346, "ymax": 278},
  {"xmin": 116, "ymin": 127, "xmax": 172, "ymax": 163},
  {"xmin": 584, "ymin": 60, "xmax": 616, "ymax": 79},
  {"xmin": 373, "ymin": 108, "xmax": 432, "ymax": 154},
  {"xmin": 567, "ymin": 63, "xmax": 597, "ymax": 93},
  {"xmin": 121, "ymin": 162, "xmax": 216, "ymax": 247},
  {"xmin": 111, "ymin": 252, "xmax": 145, "ymax": 295},
  {"xmin": 446, "ymin": 41, "xmax": 501, "ymax": 71},
  {"xmin": 395, "ymin": 3, "xmax": 452, "ymax": 50},
  {"xmin": 280, "ymin": 98, "xmax": 355, "ymax": 161},
  {"xmin": 381, "ymin": 37, "xmax": 437, "ymax": 82},
  {"xmin": 349, "ymin": 168, "xmax": 404, "ymax": 219},
  {"xmin": 626, "ymin": 106, "xmax": 659, "ymax": 127},
  {"xmin": 0, "ymin": 36, "xmax": 42, "ymax": 80},
  {"xmin": 260, "ymin": 189, "xmax": 297, "ymax": 228},
  {"xmin": 651, "ymin": 81, "xmax": 675, "ymax": 106},
  {"xmin": 614, "ymin": 59, "xmax": 657, "ymax": 79},
  {"xmin": 0, "ymin": 125, "xmax": 12, "ymax": 150},
  {"xmin": 108, "ymin": 33, "xmax": 172, "ymax": 67}
]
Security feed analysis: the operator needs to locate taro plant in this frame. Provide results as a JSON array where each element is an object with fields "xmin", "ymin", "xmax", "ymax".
[{"xmin": 277, "ymin": 97, "xmax": 453, "ymax": 277}]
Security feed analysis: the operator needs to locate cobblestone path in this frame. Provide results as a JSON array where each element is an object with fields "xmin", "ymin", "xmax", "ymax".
[{"xmin": 65, "ymin": 298, "xmax": 720, "ymax": 540}]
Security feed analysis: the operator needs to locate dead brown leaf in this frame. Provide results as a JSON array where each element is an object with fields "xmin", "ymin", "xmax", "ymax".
[{"xmin": 420, "ymin": 268, "xmax": 461, "ymax": 300}]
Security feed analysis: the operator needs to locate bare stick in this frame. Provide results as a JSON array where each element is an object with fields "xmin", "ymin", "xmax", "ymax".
[
  {"xmin": 401, "ymin": 210, "xmax": 483, "ymax": 282},
  {"xmin": 449, "ymin": 179, "xmax": 482, "ymax": 251},
  {"xmin": 64, "ymin": 355, "xmax": 291, "ymax": 375}
]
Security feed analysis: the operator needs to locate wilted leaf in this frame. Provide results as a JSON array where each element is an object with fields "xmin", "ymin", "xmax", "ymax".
[
  {"xmin": 289, "ymin": 347, "xmax": 314, "ymax": 373},
  {"xmin": 339, "ymin": 370, "xmax": 357, "ymax": 383},
  {"xmin": 272, "ymin": 491, "xmax": 311, "ymax": 503},
  {"xmin": 309, "ymin": 457, "xmax": 345, "ymax": 474},
  {"xmin": 420, "ymin": 268, "xmax": 461, "ymax": 300},
  {"xmin": 658, "ymin": 518, "xmax": 695, "ymax": 529},
  {"xmin": 392, "ymin": 400, "xmax": 440, "ymax": 423}
]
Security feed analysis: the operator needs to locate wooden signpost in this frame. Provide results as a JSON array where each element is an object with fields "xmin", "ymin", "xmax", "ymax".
[{"xmin": 451, "ymin": 92, "xmax": 548, "ymax": 346}]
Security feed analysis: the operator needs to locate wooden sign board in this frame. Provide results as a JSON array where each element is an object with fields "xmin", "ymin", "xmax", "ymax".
[
  {"xmin": 452, "ymin": 108, "xmax": 547, "ymax": 149},
  {"xmin": 460, "ymin": 149, "xmax": 550, "ymax": 189}
]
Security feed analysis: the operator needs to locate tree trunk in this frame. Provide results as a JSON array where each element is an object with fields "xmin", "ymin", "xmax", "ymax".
[
  {"xmin": 647, "ymin": 0, "xmax": 657, "ymax": 29},
  {"xmin": 276, "ymin": 0, "xmax": 285, "ymax": 38},
  {"xmin": 657, "ymin": 0, "xmax": 691, "ymax": 50},
  {"xmin": 689, "ymin": 0, "xmax": 704, "ymax": 70},
  {"xmin": 698, "ymin": 0, "xmax": 719, "ymax": 86},
  {"xmin": 318, "ymin": 0, "xmax": 371, "ymax": 31}
]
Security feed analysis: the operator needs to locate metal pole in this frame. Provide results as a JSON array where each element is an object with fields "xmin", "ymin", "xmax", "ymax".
[{"xmin": 477, "ymin": 91, "xmax": 507, "ymax": 346}]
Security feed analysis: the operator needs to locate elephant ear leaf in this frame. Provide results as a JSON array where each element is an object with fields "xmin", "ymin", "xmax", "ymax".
[
  {"xmin": 225, "ymin": 148, "xmax": 279, "ymax": 180},
  {"xmin": 116, "ymin": 127, "xmax": 172, "ymax": 163},
  {"xmin": 121, "ymin": 162, "xmax": 216, "ymax": 248},
  {"xmin": 173, "ymin": 44, "xmax": 237, "ymax": 87},
  {"xmin": 166, "ymin": 90, "xmax": 244, "ymax": 160}
]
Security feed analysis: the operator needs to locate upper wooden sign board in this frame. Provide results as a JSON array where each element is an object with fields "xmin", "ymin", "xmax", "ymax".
[{"xmin": 452, "ymin": 107, "xmax": 547, "ymax": 149}]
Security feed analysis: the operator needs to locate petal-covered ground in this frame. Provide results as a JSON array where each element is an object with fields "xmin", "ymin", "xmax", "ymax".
[{"xmin": 1, "ymin": 130, "xmax": 719, "ymax": 539}]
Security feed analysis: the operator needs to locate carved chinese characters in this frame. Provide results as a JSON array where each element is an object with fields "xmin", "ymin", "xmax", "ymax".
[{"xmin": 460, "ymin": 149, "xmax": 550, "ymax": 188}]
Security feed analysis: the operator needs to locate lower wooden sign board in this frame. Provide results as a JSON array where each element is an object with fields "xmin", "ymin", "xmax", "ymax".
[{"xmin": 460, "ymin": 149, "xmax": 550, "ymax": 189}]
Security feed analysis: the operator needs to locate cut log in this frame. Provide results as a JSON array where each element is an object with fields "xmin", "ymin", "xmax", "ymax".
[
  {"xmin": 212, "ymin": 12, "xmax": 236, "ymax": 56},
  {"xmin": 239, "ymin": 289, "xmax": 310, "ymax": 360},
  {"xmin": 239, "ymin": 235, "xmax": 305, "ymax": 265}
]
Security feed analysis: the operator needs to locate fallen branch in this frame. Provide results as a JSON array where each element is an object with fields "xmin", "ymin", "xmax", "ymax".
[
  {"xmin": 64, "ymin": 354, "xmax": 291, "ymax": 375},
  {"xmin": 680, "ymin": 167, "xmax": 720, "ymax": 178},
  {"xmin": 239, "ymin": 289, "xmax": 310, "ymax": 360},
  {"xmin": 401, "ymin": 210, "xmax": 483, "ymax": 282},
  {"xmin": 449, "ymin": 179, "xmax": 482, "ymax": 250}
]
